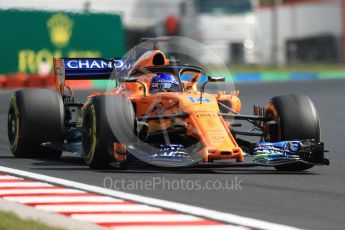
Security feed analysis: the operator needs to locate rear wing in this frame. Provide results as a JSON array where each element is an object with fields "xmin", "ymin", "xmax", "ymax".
[{"xmin": 53, "ymin": 58, "xmax": 131, "ymax": 94}]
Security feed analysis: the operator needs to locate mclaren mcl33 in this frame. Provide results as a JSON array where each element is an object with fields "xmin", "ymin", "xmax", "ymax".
[{"xmin": 8, "ymin": 38, "xmax": 329, "ymax": 171}]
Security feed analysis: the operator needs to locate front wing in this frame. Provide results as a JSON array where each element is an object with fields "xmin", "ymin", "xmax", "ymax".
[{"xmin": 42, "ymin": 139, "xmax": 329, "ymax": 168}]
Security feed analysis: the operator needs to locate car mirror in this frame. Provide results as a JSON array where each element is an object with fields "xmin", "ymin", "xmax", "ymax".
[{"xmin": 208, "ymin": 76, "xmax": 225, "ymax": 82}]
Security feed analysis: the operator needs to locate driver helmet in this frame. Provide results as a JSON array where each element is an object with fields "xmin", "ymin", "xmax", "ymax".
[{"xmin": 150, "ymin": 73, "xmax": 180, "ymax": 93}]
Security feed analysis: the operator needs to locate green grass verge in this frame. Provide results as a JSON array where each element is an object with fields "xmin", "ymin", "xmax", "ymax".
[
  {"xmin": 92, "ymin": 79, "xmax": 117, "ymax": 89},
  {"xmin": 208, "ymin": 64, "xmax": 345, "ymax": 73},
  {"xmin": 227, "ymin": 64, "xmax": 345, "ymax": 72},
  {"xmin": 0, "ymin": 210, "xmax": 63, "ymax": 230}
]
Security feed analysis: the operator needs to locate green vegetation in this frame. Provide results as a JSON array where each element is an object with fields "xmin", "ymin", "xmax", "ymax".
[
  {"xmin": 0, "ymin": 210, "xmax": 63, "ymax": 230},
  {"xmin": 259, "ymin": 0, "xmax": 295, "ymax": 5},
  {"xmin": 225, "ymin": 64, "xmax": 345, "ymax": 73}
]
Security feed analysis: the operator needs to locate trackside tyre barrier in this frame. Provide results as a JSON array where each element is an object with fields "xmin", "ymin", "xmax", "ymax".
[
  {"xmin": 26, "ymin": 74, "xmax": 46, "ymax": 87},
  {"xmin": 0, "ymin": 73, "xmax": 90, "ymax": 89},
  {"xmin": 5, "ymin": 73, "xmax": 28, "ymax": 88},
  {"xmin": 44, "ymin": 74, "xmax": 55, "ymax": 87},
  {"xmin": 0, "ymin": 75, "xmax": 6, "ymax": 88},
  {"xmin": 0, "ymin": 74, "xmax": 56, "ymax": 88}
]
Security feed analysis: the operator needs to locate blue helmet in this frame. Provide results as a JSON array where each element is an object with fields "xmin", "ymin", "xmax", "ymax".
[{"xmin": 150, "ymin": 73, "xmax": 180, "ymax": 93}]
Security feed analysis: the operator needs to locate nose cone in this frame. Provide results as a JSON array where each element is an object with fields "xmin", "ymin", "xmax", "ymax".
[{"xmin": 178, "ymin": 93, "xmax": 244, "ymax": 162}]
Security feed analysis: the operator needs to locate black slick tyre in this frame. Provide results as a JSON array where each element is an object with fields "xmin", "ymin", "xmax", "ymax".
[
  {"xmin": 265, "ymin": 94, "xmax": 320, "ymax": 171},
  {"xmin": 7, "ymin": 89, "xmax": 64, "ymax": 158},
  {"xmin": 82, "ymin": 95, "xmax": 135, "ymax": 169}
]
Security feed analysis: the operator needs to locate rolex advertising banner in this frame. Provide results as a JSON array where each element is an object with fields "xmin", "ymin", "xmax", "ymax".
[{"xmin": 0, "ymin": 10, "xmax": 124, "ymax": 74}]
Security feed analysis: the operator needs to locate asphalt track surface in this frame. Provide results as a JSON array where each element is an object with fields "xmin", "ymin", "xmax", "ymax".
[{"xmin": 0, "ymin": 79, "xmax": 344, "ymax": 230}]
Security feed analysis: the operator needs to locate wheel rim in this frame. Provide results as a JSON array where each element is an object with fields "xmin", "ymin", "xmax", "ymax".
[
  {"xmin": 82, "ymin": 113, "xmax": 93, "ymax": 156},
  {"xmin": 82, "ymin": 105, "xmax": 97, "ymax": 164},
  {"xmin": 264, "ymin": 103, "xmax": 281, "ymax": 141},
  {"xmin": 8, "ymin": 99, "xmax": 20, "ymax": 152},
  {"xmin": 8, "ymin": 107, "xmax": 17, "ymax": 145}
]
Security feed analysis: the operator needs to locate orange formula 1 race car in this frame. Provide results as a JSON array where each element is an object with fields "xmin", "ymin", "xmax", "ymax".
[{"xmin": 7, "ymin": 38, "xmax": 329, "ymax": 171}]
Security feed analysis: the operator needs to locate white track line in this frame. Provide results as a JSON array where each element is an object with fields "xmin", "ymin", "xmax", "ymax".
[
  {"xmin": 36, "ymin": 204, "xmax": 162, "ymax": 212},
  {"xmin": 3, "ymin": 196, "xmax": 123, "ymax": 203},
  {"xmin": 110, "ymin": 226, "xmax": 250, "ymax": 230},
  {"xmin": 0, "ymin": 189, "xmax": 86, "ymax": 195},
  {"xmin": 0, "ymin": 175, "xmax": 22, "ymax": 180},
  {"xmin": 0, "ymin": 182, "xmax": 53, "ymax": 187},
  {"xmin": 72, "ymin": 213, "xmax": 201, "ymax": 223},
  {"xmin": 0, "ymin": 165, "xmax": 301, "ymax": 230}
]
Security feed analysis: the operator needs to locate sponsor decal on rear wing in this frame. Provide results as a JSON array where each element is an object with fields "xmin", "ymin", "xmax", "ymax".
[{"xmin": 53, "ymin": 58, "xmax": 132, "ymax": 80}]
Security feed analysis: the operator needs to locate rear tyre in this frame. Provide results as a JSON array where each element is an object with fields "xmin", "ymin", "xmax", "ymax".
[
  {"xmin": 82, "ymin": 95, "xmax": 135, "ymax": 169},
  {"xmin": 7, "ymin": 89, "xmax": 64, "ymax": 158},
  {"xmin": 265, "ymin": 94, "xmax": 320, "ymax": 171}
]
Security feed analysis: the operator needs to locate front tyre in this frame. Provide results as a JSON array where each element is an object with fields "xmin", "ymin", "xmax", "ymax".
[
  {"xmin": 82, "ymin": 95, "xmax": 135, "ymax": 169},
  {"xmin": 265, "ymin": 94, "xmax": 320, "ymax": 171}
]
